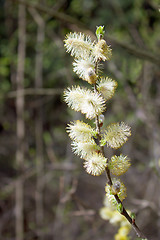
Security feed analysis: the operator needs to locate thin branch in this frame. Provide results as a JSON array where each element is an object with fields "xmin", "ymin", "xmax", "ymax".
[
  {"xmin": 70, "ymin": 210, "xmax": 95, "ymax": 217},
  {"xmin": 6, "ymin": 88, "xmax": 62, "ymax": 98},
  {"xmin": 60, "ymin": 179, "xmax": 78, "ymax": 203},
  {"xmin": 1, "ymin": 163, "xmax": 77, "ymax": 197}
]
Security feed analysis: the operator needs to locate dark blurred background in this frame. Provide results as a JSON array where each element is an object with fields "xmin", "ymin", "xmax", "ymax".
[{"xmin": 0, "ymin": 0, "xmax": 160, "ymax": 239}]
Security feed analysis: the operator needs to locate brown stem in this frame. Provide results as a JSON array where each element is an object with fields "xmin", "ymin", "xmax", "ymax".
[{"xmin": 114, "ymin": 193, "xmax": 147, "ymax": 239}]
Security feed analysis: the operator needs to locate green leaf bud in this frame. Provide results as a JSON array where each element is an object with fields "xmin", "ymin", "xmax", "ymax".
[
  {"xmin": 96, "ymin": 26, "xmax": 105, "ymax": 40},
  {"xmin": 117, "ymin": 203, "xmax": 123, "ymax": 213}
]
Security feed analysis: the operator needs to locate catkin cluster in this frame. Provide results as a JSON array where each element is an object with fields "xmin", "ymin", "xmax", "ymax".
[{"xmin": 64, "ymin": 26, "xmax": 131, "ymax": 205}]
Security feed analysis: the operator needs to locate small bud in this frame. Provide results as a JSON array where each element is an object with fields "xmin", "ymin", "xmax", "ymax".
[
  {"xmin": 96, "ymin": 26, "xmax": 105, "ymax": 40},
  {"xmin": 94, "ymin": 114, "xmax": 105, "ymax": 128},
  {"xmin": 117, "ymin": 203, "xmax": 123, "ymax": 213},
  {"xmin": 86, "ymin": 67, "xmax": 97, "ymax": 84},
  {"xmin": 131, "ymin": 212, "xmax": 136, "ymax": 219},
  {"xmin": 131, "ymin": 212, "xmax": 136, "ymax": 223},
  {"xmin": 93, "ymin": 39, "xmax": 112, "ymax": 61},
  {"xmin": 99, "ymin": 114, "xmax": 105, "ymax": 127},
  {"xmin": 105, "ymin": 178, "xmax": 127, "ymax": 205},
  {"xmin": 111, "ymin": 181, "xmax": 121, "ymax": 195},
  {"xmin": 92, "ymin": 136, "xmax": 99, "ymax": 145},
  {"xmin": 99, "ymin": 114, "xmax": 105, "ymax": 124},
  {"xmin": 98, "ymin": 39, "xmax": 107, "ymax": 48}
]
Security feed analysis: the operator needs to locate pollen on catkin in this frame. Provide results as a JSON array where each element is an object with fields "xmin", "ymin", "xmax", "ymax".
[
  {"xmin": 109, "ymin": 154, "xmax": 131, "ymax": 176},
  {"xmin": 71, "ymin": 139, "xmax": 100, "ymax": 159},
  {"xmin": 63, "ymin": 86, "xmax": 85, "ymax": 112},
  {"xmin": 93, "ymin": 39, "xmax": 112, "ymax": 61},
  {"xmin": 101, "ymin": 122, "xmax": 131, "ymax": 149},
  {"xmin": 64, "ymin": 32, "xmax": 93, "ymax": 59},
  {"xmin": 115, "ymin": 225, "xmax": 131, "ymax": 240},
  {"xmin": 97, "ymin": 77, "xmax": 118, "ymax": 100},
  {"xmin": 99, "ymin": 206, "xmax": 114, "ymax": 221},
  {"xmin": 112, "ymin": 181, "xmax": 121, "ymax": 195},
  {"xmin": 105, "ymin": 179, "xmax": 127, "ymax": 205},
  {"xmin": 84, "ymin": 152, "xmax": 107, "ymax": 176},
  {"xmin": 73, "ymin": 58, "xmax": 98, "ymax": 84},
  {"xmin": 80, "ymin": 90, "xmax": 106, "ymax": 119},
  {"xmin": 64, "ymin": 86, "xmax": 106, "ymax": 119},
  {"xmin": 67, "ymin": 120, "xmax": 95, "ymax": 142}
]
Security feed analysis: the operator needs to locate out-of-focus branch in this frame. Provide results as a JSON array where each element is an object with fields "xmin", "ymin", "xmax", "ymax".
[
  {"xmin": 1, "ymin": 163, "xmax": 77, "ymax": 197},
  {"xmin": 29, "ymin": 7, "xmax": 45, "ymax": 235},
  {"xmin": 12, "ymin": 0, "xmax": 160, "ymax": 67},
  {"xmin": 12, "ymin": 0, "xmax": 85, "ymax": 29},
  {"xmin": 108, "ymin": 36, "xmax": 160, "ymax": 66},
  {"xmin": 15, "ymin": 2, "xmax": 26, "ymax": 240},
  {"xmin": 6, "ymin": 88, "xmax": 62, "ymax": 98},
  {"xmin": 70, "ymin": 209, "xmax": 95, "ymax": 217}
]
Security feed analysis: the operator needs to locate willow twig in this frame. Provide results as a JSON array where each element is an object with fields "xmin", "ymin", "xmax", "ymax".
[
  {"xmin": 5, "ymin": 88, "xmax": 62, "ymax": 98},
  {"xmin": 93, "ymin": 86, "xmax": 147, "ymax": 239},
  {"xmin": 93, "ymin": 57, "xmax": 147, "ymax": 238}
]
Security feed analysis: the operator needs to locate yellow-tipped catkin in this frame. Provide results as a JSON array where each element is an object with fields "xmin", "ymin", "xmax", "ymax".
[
  {"xmin": 64, "ymin": 32, "xmax": 93, "ymax": 59},
  {"xmin": 64, "ymin": 86, "xmax": 106, "ymax": 119},
  {"xmin": 67, "ymin": 120, "xmax": 95, "ymax": 142},
  {"xmin": 71, "ymin": 139, "xmax": 100, "ymax": 159},
  {"xmin": 97, "ymin": 77, "xmax": 118, "ymax": 100},
  {"xmin": 115, "ymin": 225, "xmax": 131, "ymax": 240},
  {"xmin": 99, "ymin": 206, "xmax": 114, "ymax": 220},
  {"xmin": 86, "ymin": 67, "xmax": 97, "ymax": 84},
  {"xmin": 111, "ymin": 181, "xmax": 121, "ymax": 195},
  {"xmin": 73, "ymin": 58, "xmax": 98, "ymax": 84},
  {"xmin": 64, "ymin": 86, "xmax": 85, "ymax": 112},
  {"xmin": 100, "ymin": 206, "xmax": 130, "ymax": 227},
  {"xmin": 84, "ymin": 152, "xmax": 107, "ymax": 176},
  {"xmin": 109, "ymin": 154, "xmax": 131, "ymax": 176},
  {"xmin": 93, "ymin": 39, "xmax": 112, "ymax": 61},
  {"xmin": 101, "ymin": 122, "xmax": 131, "ymax": 149},
  {"xmin": 105, "ymin": 178, "xmax": 127, "ymax": 205},
  {"xmin": 100, "ymin": 196, "xmax": 131, "ymax": 240},
  {"xmin": 100, "ymin": 196, "xmax": 131, "ymax": 230}
]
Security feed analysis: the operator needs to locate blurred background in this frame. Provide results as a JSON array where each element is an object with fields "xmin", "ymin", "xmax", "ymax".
[{"xmin": 0, "ymin": 0, "xmax": 160, "ymax": 239}]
